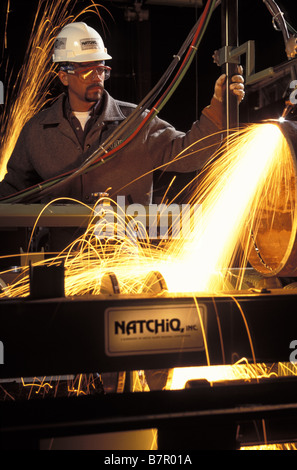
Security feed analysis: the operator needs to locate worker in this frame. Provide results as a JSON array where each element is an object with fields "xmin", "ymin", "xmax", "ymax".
[{"xmin": 0, "ymin": 22, "xmax": 245, "ymax": 206}]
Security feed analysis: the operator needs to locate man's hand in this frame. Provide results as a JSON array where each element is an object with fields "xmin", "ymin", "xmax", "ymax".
[{"xmin": 213, "ymin": 65, "xmax": 245, "ymax": 103}]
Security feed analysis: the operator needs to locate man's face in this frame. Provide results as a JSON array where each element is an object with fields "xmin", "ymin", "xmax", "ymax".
[{"xmin": 58, "ymin": 61, "xmax": 110, "ymax": 111}]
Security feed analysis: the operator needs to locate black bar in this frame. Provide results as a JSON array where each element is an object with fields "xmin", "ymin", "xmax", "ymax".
[
  {"xmin": 1, "ymin": 290, "xmax": 297, "ymax": 379},
  {"xmin": 221, "ymin": 0, "xmax": 239, "ymax": 130},
  {"xmin": 2, "ymin": 377, "xmax": 297, "ymax": 450}
]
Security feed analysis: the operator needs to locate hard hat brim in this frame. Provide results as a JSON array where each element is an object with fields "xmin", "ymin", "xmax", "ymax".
[{"xmin": 53, "ymin": 51, "xmax": 112, "ymax": 62}]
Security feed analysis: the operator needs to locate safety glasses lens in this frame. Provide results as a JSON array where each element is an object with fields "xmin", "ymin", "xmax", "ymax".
[{"xmin": 79, "ymin": 66, "xmax": 111, "ymax": 81}]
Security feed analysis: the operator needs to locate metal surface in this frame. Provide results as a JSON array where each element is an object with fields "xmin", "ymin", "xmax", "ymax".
[
  {"xmin": 0, "ymin": 203, "xmax": 94, "ymax": 228},
  {"xmin": 247, "ymin": 120, "xmax": 297, "ymax": 277},
  {"xmin": 0, "ymin": 203, "xmax": 187, "ymax": 233},
  {"xmin": 1, "ymin": 290, "xmax": 297, "ymax": 379},
  {"xmin": 2, "ymin": 377, "xmax": 297, "ymax": 449},
  {"xmin": 1, "ymin": 271, "xmax": 297, "ymax": 450},
  {"xmin": 221, "ymin": 0, "xmax": 239, "ymax": 130}
]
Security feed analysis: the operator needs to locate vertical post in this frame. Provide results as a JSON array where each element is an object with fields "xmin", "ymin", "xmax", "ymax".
[
  {"xmin": 0, "ymin": 81, "xmax": 3, "ymax": 105},
  {"xmin": 221, "ymin": 0, "xmax": 239, "ymax": 131}
]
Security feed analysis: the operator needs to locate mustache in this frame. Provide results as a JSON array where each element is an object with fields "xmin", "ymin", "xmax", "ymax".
[{"xmin": 86, "ymin": 83, "xmax": 104, "ymax": 91}]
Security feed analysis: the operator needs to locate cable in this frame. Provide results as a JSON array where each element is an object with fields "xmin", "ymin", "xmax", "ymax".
[
  {"xmin": 263, "ymin": 0, "xmax": 297, "ymax": 39},
  {"xmin": 0, "ymin": 18, "xmax": 200, "ymax": 203},
  {"xmin": 32, "ymin": 0, "xmax": 217, "ymax": 201},
  {"xmin": 2, "ymin": 0, "xmax": 296, "ymax": 204},
  {"xmin": 262, "ymin": 0, "xmax": 290, "ymax": 41},
  {"xmin": 0, "ymin": 0, "xmax": 217, "ymax": 203}
]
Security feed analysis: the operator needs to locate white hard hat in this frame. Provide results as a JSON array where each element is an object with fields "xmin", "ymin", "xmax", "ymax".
[{"xmin": 52, "ymin": 22, "xmax": 112, "ymax": 63}]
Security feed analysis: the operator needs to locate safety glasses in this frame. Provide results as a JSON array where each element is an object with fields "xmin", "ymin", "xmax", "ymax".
[{"xmin": 61, "ymin": 63, "xmax": 111, "ymax": 81}]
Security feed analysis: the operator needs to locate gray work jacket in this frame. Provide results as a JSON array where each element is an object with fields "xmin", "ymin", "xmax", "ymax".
[{"xmin": 0, "ymin": 91, "xmax": 223, "ymax": 205}]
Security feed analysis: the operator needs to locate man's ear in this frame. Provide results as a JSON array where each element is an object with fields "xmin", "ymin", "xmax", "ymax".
[{"xmin": 58, "ymin": 70, "xmax": 69, "ymax": 87}]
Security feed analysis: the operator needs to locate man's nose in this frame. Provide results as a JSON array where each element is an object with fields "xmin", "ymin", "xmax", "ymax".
[{"xmin": 92, "ymin": 68, "xmax": 104, "ymax": 80}]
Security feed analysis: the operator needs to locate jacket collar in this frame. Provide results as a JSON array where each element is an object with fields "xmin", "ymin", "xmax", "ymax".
[
  {"xmin": 39, "ymin": 90, "xmax": 126, "ymax": 125},
  {"xmin": 100, "ymin": 91, "xmax": 127, "ymax": 122}
]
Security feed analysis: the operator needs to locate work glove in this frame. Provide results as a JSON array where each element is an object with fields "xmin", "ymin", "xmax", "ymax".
[{"xmin": 213, "ymin": 65, "xmax": 245, "ymax": 103}]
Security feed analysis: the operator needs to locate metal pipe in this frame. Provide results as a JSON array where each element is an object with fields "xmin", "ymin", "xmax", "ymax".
[{"xmin": 221, "ymin": 0, "xmax": 239, "ymax": 130}]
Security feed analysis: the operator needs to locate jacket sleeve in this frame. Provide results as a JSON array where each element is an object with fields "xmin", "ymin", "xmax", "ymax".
[
  {"xmin": 146, "ymin": 96, "xmax": 225, "ymax": 173},
  {"xmin": 0, "ymin": 124, "xmax": 41, "ymax": 198}
]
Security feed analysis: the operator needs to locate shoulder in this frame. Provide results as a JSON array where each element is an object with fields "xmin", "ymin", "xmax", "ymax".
[
  {"xmin": 103, "ymin": 91, "xmax": 150, "ymax": 121},
  {"xmin": 113, "ymin": 99, "xmax": 139, "ymax": 120},
  {"xmin": 23, "ymin": 94, "xmax": 65, "ymax": 130},
  {"xmin": 115, "ymin": 98, "xmax": 137, "ymax": 112}
]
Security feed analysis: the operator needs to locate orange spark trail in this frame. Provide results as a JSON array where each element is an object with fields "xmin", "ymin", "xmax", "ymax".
[
  {"xmin": 157, "ymin": 122, "xmax": 294, "ymax": 293},
  {"xmin": 0, "ymin": 121, "xmax": 295, "ymax": 301}
]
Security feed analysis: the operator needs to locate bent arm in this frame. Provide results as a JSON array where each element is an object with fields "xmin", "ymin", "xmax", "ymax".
[{"xmin": 147, "ymin": 96, "xmax": 224, "ymax": 174}]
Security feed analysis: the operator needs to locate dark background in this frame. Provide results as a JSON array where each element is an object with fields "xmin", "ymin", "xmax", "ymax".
[{"xmin": 0, "ymin": 0, "xmax": 295, "ymax": 129}]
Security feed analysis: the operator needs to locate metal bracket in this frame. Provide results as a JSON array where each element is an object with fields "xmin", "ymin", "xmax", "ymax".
[{"xmin": 216, "ymin": 40, "xmax": 275, "ymax": 86}]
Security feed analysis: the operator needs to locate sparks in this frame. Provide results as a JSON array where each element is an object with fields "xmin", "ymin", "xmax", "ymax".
[{"xmin": 0, "ymin": 122, "xmax": 295, "ymax": 300}]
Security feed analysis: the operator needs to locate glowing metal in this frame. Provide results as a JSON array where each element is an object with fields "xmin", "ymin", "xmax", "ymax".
[
  {"xmin": 0, "ymin": 123, "xmax": 295, "ymax": 299},
  {"xmin": 1, "ymin": 5, "xmax": 297, "ymax": 440},
  {"xmin": 168, "ymin": 359, "xmax": 277, "ymax": 390}
]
